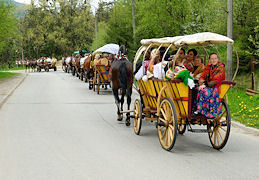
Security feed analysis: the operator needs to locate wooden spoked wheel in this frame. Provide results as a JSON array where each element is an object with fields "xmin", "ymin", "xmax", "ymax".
[
  {"xmin": 157, "ymin": 97, "xmax": 177, "ymax": 151},
  {"xmin": 177, "ymin": 118, "xmax": 186, "ymax": 135},
  {"xmin": 207, "ymin": 101, "xmax": 231, "ymax": 150},
  {"xmin": 133, "ymin": 99, "xmax": 142, "ymax": 135}
]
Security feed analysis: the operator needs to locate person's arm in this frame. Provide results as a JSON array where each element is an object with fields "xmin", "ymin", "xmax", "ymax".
[
  {"xmin": 147, "ymin": 55, "xmax": 156, "ymax": 73},
  {"xmin": 198, "ymin": 64, "xmax": 210, "ymax": 85}
]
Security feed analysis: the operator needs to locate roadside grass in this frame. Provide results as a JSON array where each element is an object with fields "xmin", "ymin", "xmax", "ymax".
[
  {"xmin": 0, "ymin": 72, "xmax": 20, "ymax": 82},
  {"xmin": 228, "ymin": 72, "xmax": 259, "ymax": 129},
  {"xmin": 0, "ymin": 66, "xmax": 26, "ymax": 71}
]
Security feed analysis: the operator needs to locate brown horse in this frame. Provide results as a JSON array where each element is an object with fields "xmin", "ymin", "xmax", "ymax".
[
  {"xmin": 61, "ymin": 57, "xmax": 66, "ymax": 72},
  {"xmin": 25, "ymin": 59, "xmax": 37, "ymax": 72},
  {"xmin": 111, "ymin": 45, "xmax": 133, "ymax": 126},
  {"xmin": 74, "ymin": 56, "xmax": 81, "ymax": 77},
  {"xmin": 83, "ymin": 55, "xmax": 94, "ymax": 88}
]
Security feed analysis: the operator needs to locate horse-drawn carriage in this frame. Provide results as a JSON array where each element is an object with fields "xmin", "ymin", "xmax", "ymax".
[
  {"xmin": 88, "ymin": 44, "xmax": 119, "ymax": 94},
  {"xmin": 131, "ymin": 32, "xmax": 238, "ymax": 151},
  {"xmin": 37, "ymin": 57, "xmax": 57, "ymax": 72}
]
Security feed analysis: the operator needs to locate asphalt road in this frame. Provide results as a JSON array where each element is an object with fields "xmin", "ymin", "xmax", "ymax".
[{"xmin": 0, "ymin": 70, "xmax": 258, "ymax": 180}]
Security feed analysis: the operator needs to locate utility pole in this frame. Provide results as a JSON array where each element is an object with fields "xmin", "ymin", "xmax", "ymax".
[
  {"xmin": 132, "ymin": 0, "xmax": 136, "ymax": 46},
  {"xmin": 92, "ymin": 5, "xmax": 98, "ymax": 49},
  {"xmin": 95, "ymin": 11, "xmax": 98, "ymax": 49},
  {"xmin": 227, "ymin": 0, "xmax": 233, "ymax": 80}
]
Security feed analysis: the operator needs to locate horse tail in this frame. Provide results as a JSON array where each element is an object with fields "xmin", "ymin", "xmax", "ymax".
[{"xmin": 118, "ymin": 61, "xmax": 128, "ymax": 90}]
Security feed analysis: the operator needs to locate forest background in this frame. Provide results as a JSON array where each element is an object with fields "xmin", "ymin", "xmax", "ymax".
[{"xmin": 0, "ymin": 0, "xmax": 258, "ymax": 72}]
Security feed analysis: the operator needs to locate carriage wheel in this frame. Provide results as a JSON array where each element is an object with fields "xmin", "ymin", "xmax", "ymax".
[
  {"xmin": 177, "ymin": 118, "xmax": 187, "ymax": 134},
  {"xmin": 207, "ymin": 101, "xmax": 231, "ymax": 150},
  {"xmin": 157, "ymin": 97, "xmax": 177, "ymax": 151},
  {"xmin": 133, "ymin": 99, "xmax": 142, "ymax": 135}
]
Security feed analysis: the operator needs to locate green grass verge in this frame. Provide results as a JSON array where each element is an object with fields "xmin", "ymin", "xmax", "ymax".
[
  {"xmin": 0, "ymin": 66, "xmax": 26, "ymax": 71},
  {"xmin": 228, "ymin": 90, "xmax": 259, "ymax": 129},
  {"xmin": 0, "ymin": 72, "xmax": 20, "ymax": 82},
  {"xmin": 228, "ymin": 72, "xmax": 259, "ymax": 129}
]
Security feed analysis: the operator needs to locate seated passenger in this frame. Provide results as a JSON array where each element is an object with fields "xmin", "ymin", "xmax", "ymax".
[
  {"xmin": 190, "ymin": 55, "xmax": 205, "ymax": 81},
  {"xmin": 165, "ymin": 55, "xmax": 194, "ymax": 89},
  {"xmin": 108, "ymin": 54, "xmax": 115, "ymax": 64},
  {"xmin": 134, "ymin": 50, "xmax": 151, "ymax": 80},
  {"xmin": 168, "ymin": 48, "xmax": 185, "ymax": 69},
  {"xmin": 147, "ymin": 48, "xmax": 160, "ymax": 74},
  {"xmin": 135, "ymin": 49, "xmax": 159, "ymax": 81},
  {"xmin": 98, "ymin": 53, "xmax": 110, "ymax": 66},
  {"xmin": 93, "ymin": 54, "xmax": 101, "ymax": 66},
  {"xmin": 184, "ymin": 49, "xmax": 197, "ymax": 70},
  {"xmin": 194, "ymin": 53, "xmax": 225, "ymax": 118}
]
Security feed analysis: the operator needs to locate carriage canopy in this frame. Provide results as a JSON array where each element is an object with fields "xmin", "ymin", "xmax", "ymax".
[
  {"xmin": 93, "ymin": 44, "xmax": 119, "ymax": 55},
  {"xmin": 134, "ymin": 32, "xmax": 234, "ymax": 71}
]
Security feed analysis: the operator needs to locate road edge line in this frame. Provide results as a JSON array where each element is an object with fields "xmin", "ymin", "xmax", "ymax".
[{"xmin": 0, "ymin": 73, "xmax": 28, "ymax": 110}]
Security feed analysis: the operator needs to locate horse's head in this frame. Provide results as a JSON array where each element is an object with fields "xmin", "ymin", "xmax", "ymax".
[
  {"xmin": 117, "ymin": 45, "xmax": 128, "ymax": 61},
  {"xmin": 118, "ymin": 45, "xmax": 127, "ymax": 57}
]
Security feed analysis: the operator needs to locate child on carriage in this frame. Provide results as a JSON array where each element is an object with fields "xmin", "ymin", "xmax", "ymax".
[{"xmin": 165, "ymin": 55, "xmax": 195, "ymax": 89}]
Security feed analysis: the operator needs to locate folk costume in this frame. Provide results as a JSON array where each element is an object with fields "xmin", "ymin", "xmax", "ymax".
[
  {"xmin": 184, "ymin": 60, "xmax": 194, "ymax": 71},
  {"xmin": 165, "ymin": 65, "xmax": 195, "ymax": 89},
  {"xmin": 190, "ymin": 63, "xmax": 205, "ymax": 80},
  {"xmin": 196, "ymin": 62, "xmax": 225, "ymax": 118}
]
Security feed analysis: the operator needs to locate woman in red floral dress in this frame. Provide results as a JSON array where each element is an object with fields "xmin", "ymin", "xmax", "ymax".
[{"xmin": 195, "ymin": 53, "xmax": 225, "ymax": 118}]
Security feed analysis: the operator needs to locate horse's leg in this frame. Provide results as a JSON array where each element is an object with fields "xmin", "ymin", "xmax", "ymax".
[
  {"xmin": 113, "ymin": 88, "xmax": 122, "ymax": 121},
  {"xmin": 119, "ymin": 88, "xmax": 127, "ymax": 124},
  {"xmin": 120, "ymin": 88, "xmax": 126, "ymax": 111},
  {"xmin": 125, "ymin": 87, "xmax": 132, "ymax": 126}
]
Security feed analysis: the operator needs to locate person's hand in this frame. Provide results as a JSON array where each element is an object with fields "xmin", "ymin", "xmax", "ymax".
[
  {"xmin": 190, "ymin": 72, "xmax": 194, "ymax": 77},
  {"xmin": 208, "ymin": 81, "xmax": 216, "ymax": 87},
  {"xmin": 198, "ymin": 84, "xmax": 206, "ymax": 91}
]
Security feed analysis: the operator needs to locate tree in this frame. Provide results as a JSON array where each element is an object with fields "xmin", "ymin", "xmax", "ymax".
[
  {"xmin": 19, "ymin": 0, "xmax": 95, "ymax": 59},
  {"xmin": 0, "ymin": 0, "xmax": 17, "ymax": 55}
]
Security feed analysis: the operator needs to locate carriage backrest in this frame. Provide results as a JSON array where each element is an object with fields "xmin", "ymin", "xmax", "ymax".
[{"xmin": 96, "ymin": 65, "xmax": 111, "ymax": 82}]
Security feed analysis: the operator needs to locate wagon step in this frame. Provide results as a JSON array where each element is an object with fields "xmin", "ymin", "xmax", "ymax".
[{"xmin": 188, "ymin": 129, "xmax": 211, "ymax": 133}]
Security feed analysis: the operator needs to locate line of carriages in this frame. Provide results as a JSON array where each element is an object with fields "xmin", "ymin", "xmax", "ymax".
[
  {"xmin": 25, "ymin": 57, "xmax": 57, "ymax": 72},
  {"xmin": 61, "ymin": 32, "xmax": 239, "ymax": 151},
  {"xmin": 61, "ymin": 44, "xmax": 119, "ymax": 94}
]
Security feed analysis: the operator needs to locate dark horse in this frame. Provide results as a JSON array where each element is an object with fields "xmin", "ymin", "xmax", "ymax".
[{"xmin": 111, "ymin": 45, "xmax": 133, "ymax": 126}]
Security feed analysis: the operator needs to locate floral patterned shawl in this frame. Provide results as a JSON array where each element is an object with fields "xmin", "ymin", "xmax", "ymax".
[{"xmin": 200, "ymin": 62, "xmax": 225, "ymax": 89}]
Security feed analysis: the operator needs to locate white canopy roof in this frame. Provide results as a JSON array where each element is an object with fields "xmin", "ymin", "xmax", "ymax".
[
  {"xmin": 174, "ymin": 32, "xmax": 233, "ymax": 47},
  {"xmin": 140, "ymin": 32, "xmax": 233, "ymax": 47},
  {"xmin": 134, "ymin": 32, "xmax": 234, "ymax": 70},
  {"xmin": 93, "ymin": 43, "xmax": 119, "ymax": 55},
  {"xmin": 140, "ymin": 36, "xmax": 184, "ymax": 48}
]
